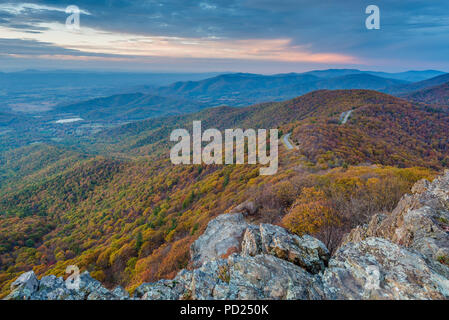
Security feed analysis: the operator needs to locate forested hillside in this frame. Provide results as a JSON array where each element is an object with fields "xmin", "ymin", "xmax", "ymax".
[
  {"xmin": 153, "ymin": 73, "xmax": 406, "ymax": 106},
  {"xmin": 0, "ymin": 89, "xmax": 447, "ymax": 298},
  {"xmin": 88, "ymin": 89, "xmax": 449, "ymax": 165},
  {"xmin": 386, "ymin": 73, "xmax": 449, "ymax": 95},
  {"xmin": 404, "ymin": 82, "xmax": 449, "ymax": 107}
]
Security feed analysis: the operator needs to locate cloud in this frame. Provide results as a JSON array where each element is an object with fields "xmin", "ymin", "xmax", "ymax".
[
  {"xmin": 0, "ymin": 2, "xmax": 90, "ymax": 15},
  {"xmin": 0, "ymin": 19, "xmax": 359, "ymax": 65},
  {"xmin": 0, "ymin": 0, "xmax": 448, "ymax": 71},
  {"xmin": 0, "ymin": 38, "xmax": 102, "ymax": 56}
]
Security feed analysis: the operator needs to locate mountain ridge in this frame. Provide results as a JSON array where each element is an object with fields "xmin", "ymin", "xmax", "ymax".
[
  {"xmin": 386, "ymin": 73, "xmax": 449, "ymax": 95},
  {"xmin": 152, "ymin": 73, "xmax": 407, "ymax": 106},
  {"xmin": 91, "ymin": 89, "xmax": 449, "ymax": 169},
  {"xmin": 44, "ymin": 69, "xmax": 446, "ymax": 123},
  {"xmin": 403, "ymin": 81, "xmax": 449, "ymax": 106}
]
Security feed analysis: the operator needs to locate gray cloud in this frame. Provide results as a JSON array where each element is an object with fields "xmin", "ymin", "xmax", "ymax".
[
  {"xmin": 0, "ymin": 0, "xmax": 448, "ymax": 71},
  {"xmin": 0, "ymin": 38, "xmax": 128, "ymax": 57}
]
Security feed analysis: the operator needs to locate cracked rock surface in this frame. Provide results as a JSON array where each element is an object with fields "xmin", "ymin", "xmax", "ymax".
[{"xmin": 6, "ymin": 172, "xmax": 449, "ymax": 300}]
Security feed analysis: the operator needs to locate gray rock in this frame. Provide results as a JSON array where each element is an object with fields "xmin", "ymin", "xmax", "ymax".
[
  {"xmin": 135, "ymin": 253, "xmax": 323, "ymax": 300},
  {"xmin": 6, "ymin": 270, "xmax": 128, "ymax": 300},
  {"xmin": 112, "ymin": 286, "xmax": 130, "ymax": 300},
  {"xmin": 224, "ymin": 254, "xmax": 323, "ymax": 300},
  {"xmin": 242, "ymin": 223, "xmax": 330, "ymax": 274},
  {"xmin": 6, "ymin": 271, "xmax": 39, "ymax": 300},
  {"xmin": 190, "ymin": 213, "xmax": 248, "ymax": 267},
  {"xmin": 411, "ymin": 178, "xmax": 431, "ymax": 194},
  {"xmin": 241, "ymin": 225, "xmax": 262, "ymax": 256},
  {"xmin": 321, "ymin": 237, "xmax": 449, "ymax": 299},
  {"xmin": 136, "ymin": 279, "xmax": 187, "ymax": 300},
  {"xmin": 11, "ymin": 271, "xmax": 39, "ymax": 292},
  {"xmin": 230, "ymin": 200, "xmax": 258, "ymax": 216},
  {"xmin": 33, "ymin": 275, "xmax": 71, "ymax": 300}
]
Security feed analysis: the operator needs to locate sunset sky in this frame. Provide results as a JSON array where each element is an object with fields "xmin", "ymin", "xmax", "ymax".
[{"xmin": 1, "ymin": 0, "xmax": 448, "ymax": 73}]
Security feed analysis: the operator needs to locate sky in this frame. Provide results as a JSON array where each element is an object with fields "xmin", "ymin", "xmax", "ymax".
[{"xmin": 0, "ymin": 0, "xmax": 448, "ymax": 73}]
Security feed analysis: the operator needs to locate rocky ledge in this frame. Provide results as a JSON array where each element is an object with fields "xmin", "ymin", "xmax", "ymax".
[{"xmin": 6, "ymin": 171, "xmax": 449, "ymax": 300}]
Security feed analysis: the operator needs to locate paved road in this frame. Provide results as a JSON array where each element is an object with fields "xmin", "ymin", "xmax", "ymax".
[
  {"xmin": 282, "ymin": 110, "xmax": 353, "ymax": 151},
  {"xmin": 282, "ymin": 133, "xmax": 295, "ymax": 150},
  {"xmin": 340, "ymin": 110, "xmax": 353, "ymax": 124}
]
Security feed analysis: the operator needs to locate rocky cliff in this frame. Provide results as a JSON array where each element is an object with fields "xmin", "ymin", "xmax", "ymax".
[{"xmin": 6, "ymin": 171, "xmax": 449, "ymax": 300}]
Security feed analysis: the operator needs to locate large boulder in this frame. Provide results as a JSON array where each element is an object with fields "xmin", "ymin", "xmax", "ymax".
[
  {"xmin": 242, "ymin": 224, "xmax": 330, "ymax": 274},
  {"xmin": 229, "ymin": 200, "xmax": 258, "ymax": 216},
  {"xmin": 136, "ymin": 253, "xmax": 323, "ymax": 300},
  {"xmin": 6, "ymin": 271, "xmax": 129, "ymax": 300},
  {"xmin": 321, "ymin": 237, "xmax": 449, "ymax": 299},
  {"xmin": 135, "ymin": 219, "xmax": 330, "ymax": 300},
  {"xmin": 7, "ymin": 271, "xmax": 39, "ymax": 300},
  {"xmin": 10, "ymin": 271, "xmax": 39, "ymax": 292},
  {"xmin": 190, "ymin": 213, "xmax": 248, "ymax": 267}
]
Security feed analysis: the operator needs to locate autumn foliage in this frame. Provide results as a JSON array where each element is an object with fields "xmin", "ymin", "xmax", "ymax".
[
  {"xmin": 0, "ymin": 90, "xmax": 445, "ymax": 297},
  {"xmin": 282, "ymin": 187, "xmax": 340, "ymax": 237}
]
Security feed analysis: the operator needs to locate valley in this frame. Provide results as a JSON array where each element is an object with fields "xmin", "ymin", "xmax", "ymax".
[
  {"xmin": 1, "ymin": 69, "xmax": 449, "ymax": 297},
  {"xmin": 2, "ymin": 69, "xmax": 447, "ymax": 154}
]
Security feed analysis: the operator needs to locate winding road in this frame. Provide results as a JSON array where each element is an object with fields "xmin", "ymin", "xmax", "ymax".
[
  {"xmin": 282, "ymin": 133, "xmax": 295, "ymax": 150},
  {"xmin": 282, "ymin": 110, "xmax": 354, "ymax": 151},
  {"xmin": 340, "ymin": 110, "xmax": 353, "ymax": 124}
]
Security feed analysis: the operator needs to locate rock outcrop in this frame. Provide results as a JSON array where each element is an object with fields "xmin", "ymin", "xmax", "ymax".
[
  {"xmin": 229, "ymin": 200, "xmax": 258, "ymax": 216},
  {"xmin": 242, "ymin": 224, "xmax": 330, "ymax": 274},
  {"xmin": 9, "ymin": 271, "xmax": 39, "ymax": 298},
  {"xmin": 343, "ymin": 170, "xmax": 449, "ymax": 269},
  {"xmin": 6, "ymin": 271, "xmax": 130, "ymax": 300},
  {"xmin": 6, "ymin": 171, "xmax": 449, "ymax": 300},
  {"xmin": 321, "ymin": 238, "xmax": 449, "ymax": 299}
]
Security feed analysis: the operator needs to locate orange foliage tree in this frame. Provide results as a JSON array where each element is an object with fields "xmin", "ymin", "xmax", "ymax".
[{"xmin": 282, "ymin": 187, "xmax": 341, "ymax": 238}]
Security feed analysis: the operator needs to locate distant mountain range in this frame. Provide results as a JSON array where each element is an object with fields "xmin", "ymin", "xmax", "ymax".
[
  {"xmin": 1, "ymin": 68, "xmax": 448, "ymax": 154},
  {"xmin": 304, "ymin": 69, "xmax": 445, "ymax": 82},
  {"xmin": 404, "ymin": 81, "xmax": 449, "ymax": 106},
  {"xmin": 48, "ymin": 69, "xmax": 448, "ymax": 122},
  {"xmin": 52, "ymin": 93, "xmax": 205, "ymax": 122},
  {"xmin": 152, "ymin": 72, "xmax": 410, "ymax": 106},
  {"xmin": 0, "ymin": 71, "xmax": 222, "ymax": 114},
  {"xmin": 386, "ymin": 73, "xmax": 449, "ymax": 95}
]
